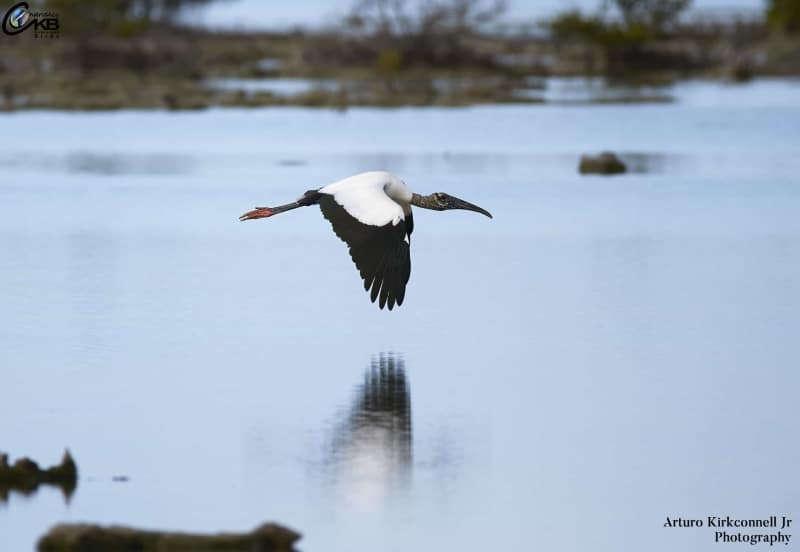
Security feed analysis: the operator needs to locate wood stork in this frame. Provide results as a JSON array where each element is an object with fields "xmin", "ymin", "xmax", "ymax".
[{"xmin": 239, "ymin": 171, "xmax": 492, "ymax": 310}]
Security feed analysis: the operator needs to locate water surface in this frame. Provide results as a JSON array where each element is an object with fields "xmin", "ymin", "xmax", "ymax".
[{"xmin": 1, "ymin": 79, "xmax": 799, "ymax": 551}]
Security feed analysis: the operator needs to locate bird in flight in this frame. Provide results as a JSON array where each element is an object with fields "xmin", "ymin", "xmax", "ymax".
[{"xmin": 240, "ymin": 171, "xmax": 492, "ymax": 310}]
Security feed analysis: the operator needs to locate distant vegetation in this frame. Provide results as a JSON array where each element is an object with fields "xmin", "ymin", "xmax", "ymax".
[
  {"xmin": 547, "ymin": 0, "xmax": 703, "ymax": 74},
  {"xmin": 44, "ymin": 0, "xmax": 219, "ymax": 73},
  {"xmin": 0, "ymin": 0, "xmax": 798, "ymax": 110},
  {"xmin": 767, "ymin": 0, "xmax": 800, "ymax": 33},
  {"xmin": 307, "ymin": 0, "xmax": 509, "ymax": 70},
  {"xmin": 544, "ymin": 0, "xmax": 800, "ymax": 78},
  {"xmin": 549, "ymin": 0, "xmax": 691, "ymax": 39}
]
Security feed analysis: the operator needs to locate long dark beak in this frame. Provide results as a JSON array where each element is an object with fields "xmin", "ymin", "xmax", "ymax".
[{"xmin": 450, "ymin": 197, "xmax": 493, "ymax": 219}]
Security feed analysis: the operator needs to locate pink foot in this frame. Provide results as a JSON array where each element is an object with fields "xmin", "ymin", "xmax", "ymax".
[{"xmin": 239, "ymin": 207, "xmax": 274, "ymax": 221}]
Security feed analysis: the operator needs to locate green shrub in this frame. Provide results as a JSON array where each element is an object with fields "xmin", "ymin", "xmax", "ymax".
[
  {"xmin": 376, "ymin": 49, "xmax": 403, "ymax": 73},
  {"xmin": 767, "ymin": 0, "xmax": 800, "ymax": 33}
]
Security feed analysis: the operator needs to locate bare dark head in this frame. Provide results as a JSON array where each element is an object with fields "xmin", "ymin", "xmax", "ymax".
[{"xmin": 413, "ymin": 192, "xmax": 492, "ymax": 218}]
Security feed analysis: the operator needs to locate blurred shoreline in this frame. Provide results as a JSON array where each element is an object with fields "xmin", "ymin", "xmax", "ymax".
[{"xmin": 1, "ymin": 2, "xmax": 799, "ymax": 111}]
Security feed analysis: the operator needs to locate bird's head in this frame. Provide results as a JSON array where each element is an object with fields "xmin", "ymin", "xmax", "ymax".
[{"xmin": 427, "ymin": 192, "xmax": 493, "ymax": 218}]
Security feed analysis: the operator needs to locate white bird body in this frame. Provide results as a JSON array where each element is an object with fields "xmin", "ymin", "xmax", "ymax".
[
  {"xmin": 319, "ymin": 171, "xmax": 412, "ymax": 227},
  {"xmin": 240, "ymin": 171, "xmax": 491, "ymax": 310}
]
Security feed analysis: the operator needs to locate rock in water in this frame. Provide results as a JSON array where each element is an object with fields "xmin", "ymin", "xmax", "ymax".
[
  {"xmin": 579, "ymin": 152, "xmax": 627, "ymax": 175},
  {"xmin": 38, "ymin": 522, "xmax": 301, "ymax": 552},
  {"xmin": 0, "ymin": 450, "xmax": 77, "ymax": 501}
]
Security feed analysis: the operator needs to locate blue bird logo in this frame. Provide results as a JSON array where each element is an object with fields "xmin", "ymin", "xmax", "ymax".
[{"xmin": 9, "ymin": 6, "xmax": 29, "ymax": 29}]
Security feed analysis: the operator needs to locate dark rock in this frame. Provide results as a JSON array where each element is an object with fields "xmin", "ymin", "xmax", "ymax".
[
  {"xmin": 38, "ymin": 522, "xmax": 301, "ymax": 552},
  {"xmin": 0, "ymin": 450, "xmax": 77, "ymax": 501},
  {"xmin": 579, "ymin": 152, "xmax": 627, "ymax": 175}
]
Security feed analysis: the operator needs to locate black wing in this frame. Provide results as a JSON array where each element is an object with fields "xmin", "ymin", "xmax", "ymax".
[{"xmin": 319, "ymin": 194, "xmax": 412, "ymax": 310}]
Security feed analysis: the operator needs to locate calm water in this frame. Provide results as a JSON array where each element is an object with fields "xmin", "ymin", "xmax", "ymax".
[
  {"xmin": 207, "ymin": 77, "xmax": 338, "ymax": 97},
  {"xmin": 1, "ymin": 79, "xmax": 799, "ymax": 551}
]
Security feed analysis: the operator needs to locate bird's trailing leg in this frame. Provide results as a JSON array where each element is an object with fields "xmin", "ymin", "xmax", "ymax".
[
  {"xmin": 239, "ymin": 206, "xmax": 278, "ymax": 221},
  {"xmin": 239, "ymin": 190, "xmax": 321, "ymax": 222}
]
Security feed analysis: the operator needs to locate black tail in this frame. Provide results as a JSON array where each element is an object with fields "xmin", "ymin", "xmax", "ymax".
[{"xmin": 298, "ymin": 189, "xmax": 322, "ymax": 206}]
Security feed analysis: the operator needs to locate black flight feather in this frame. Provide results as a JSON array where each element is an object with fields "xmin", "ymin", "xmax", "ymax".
[{"xmin": 318, "ymin": 194, "xmax": 412, "ymax": 310}]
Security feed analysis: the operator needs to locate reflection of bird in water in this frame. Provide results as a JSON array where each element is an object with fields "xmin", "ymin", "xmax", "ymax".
[{"xmin": 326, "ymin": 354, "xmax": 412, "ymax": 509}]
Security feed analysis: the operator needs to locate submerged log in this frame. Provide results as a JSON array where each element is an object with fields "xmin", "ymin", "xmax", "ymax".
[
  {"xmin": 579, "ymin": 152, "xmax": 627, "ymax": 175},
  {"xmin": 38, "ymin": 522, "xmax": 301, "ymax": 552},
  {"xmin": 0, "ymin": 450, "xmax": 77, "ymax": 501}
]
